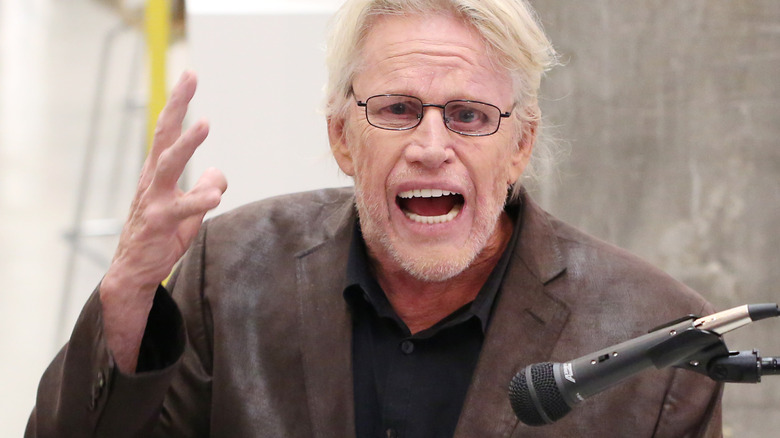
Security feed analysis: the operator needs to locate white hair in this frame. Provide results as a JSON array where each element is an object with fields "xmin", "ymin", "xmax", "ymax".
[{"xmin": 325, "ymin": 0, "xmax": 560, "ymax": 191}]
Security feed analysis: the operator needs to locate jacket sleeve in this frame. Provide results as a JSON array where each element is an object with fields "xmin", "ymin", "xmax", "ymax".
[
  {"xmin": 25, "ymin": 285, "xmax": 186, "ymax": 438},
  {"xmin": 26, "ymin": 223, "xmax": 216, "ymax": 438}
]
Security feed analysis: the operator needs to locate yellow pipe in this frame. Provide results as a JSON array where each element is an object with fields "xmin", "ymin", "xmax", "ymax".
[
  {"xmin": 145, "ymin": 0, "xmax": 171, "ymax": 150},
  {"xmin": 146, "ymin": 0, "xmax": 174, "ymax": 288}
]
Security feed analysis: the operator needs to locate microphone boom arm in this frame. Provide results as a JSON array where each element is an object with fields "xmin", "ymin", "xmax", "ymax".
[
  {"xmin": 600, "ymin": 313, "xmax": 780, "ymax": 384},
  {"xmin": 675, "ymin": 347, "xmax": 780, "ymax": 383},
  {"xmin": 662, "ymin": 304, "xmax": 780, "ymax": 383}
]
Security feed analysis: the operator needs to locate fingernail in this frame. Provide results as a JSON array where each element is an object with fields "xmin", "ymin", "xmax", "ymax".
[{"xmin": 178, "ymin": 71, "xmax": 190, "ymax": 84}]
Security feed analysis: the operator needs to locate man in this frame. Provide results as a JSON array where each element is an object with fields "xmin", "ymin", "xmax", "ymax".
[{"xmin": 27, "ymin": 0, "xmax": 722, "ymax": 437}]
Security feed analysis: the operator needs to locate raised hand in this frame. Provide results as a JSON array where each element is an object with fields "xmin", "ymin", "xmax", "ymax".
[{"xmin": 100, "ymin": 71, "xmax": 227, "ymax": 372}]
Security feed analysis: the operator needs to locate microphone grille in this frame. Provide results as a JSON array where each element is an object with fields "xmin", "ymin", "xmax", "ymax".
[{"xmin": 508, "ymin": 362, "xmax": 571, "ymax": 426}]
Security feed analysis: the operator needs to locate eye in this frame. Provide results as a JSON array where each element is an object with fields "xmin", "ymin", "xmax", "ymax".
[
  {"xmin": 455, "ymin": 108, "xmax": 481, "ymax": 123},
  {"xmin": 443, "ymin": 101, "xmax": 503, "ymax": 134},
  {"xmin": 447, "ymin": 103, "xmax": 488, "ymax": 125},
  {"xmin": 377, "ymin": 98, "xmax": 420, "ymax": 117},
  {"xmin": 366, "ymin": 95, "xmax": 423, "ymax": 129},
  {"xmin": 388, "ymin": 102, "xmax": 412, "ymax": 115},
  {"xmin": 374, "ymin": 97, "xmax": 421, "ymax": 120}
]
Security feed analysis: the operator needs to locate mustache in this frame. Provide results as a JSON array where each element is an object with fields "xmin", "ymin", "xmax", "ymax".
[{"xmin": 384, "ymin": 167, "xmax": 468, "ymax": 191}]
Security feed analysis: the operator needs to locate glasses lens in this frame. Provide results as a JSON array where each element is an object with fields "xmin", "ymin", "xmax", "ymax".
[
  {"xmin": 365, "ymin": 95, "xmax": 423, "ymax": 130},
  {"xmin": 444, "ymin": 101, "xmax": 501, "ymax": 135}
]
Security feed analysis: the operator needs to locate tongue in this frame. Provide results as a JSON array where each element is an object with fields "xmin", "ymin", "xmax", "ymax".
[{"xmin": 400, "ymin": 196, "xmax": 458, "ymax": 217}]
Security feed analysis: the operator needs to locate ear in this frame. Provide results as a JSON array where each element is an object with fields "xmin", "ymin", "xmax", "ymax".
[
  {"xmin": 507, "ymin": 116, "xmax": 537, "ymax": 184},
  {"xmin": 328, "ymin": 114, "xmax": 356, "ymax": 176}
]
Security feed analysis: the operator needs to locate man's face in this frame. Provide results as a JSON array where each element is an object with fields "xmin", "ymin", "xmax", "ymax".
[{"xmin": 330, "ymin": 13, "xmax": 533, "ymax": 282}]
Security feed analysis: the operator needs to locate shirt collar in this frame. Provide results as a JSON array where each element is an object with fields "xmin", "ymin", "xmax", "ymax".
[{"xmin": 343, "ymin": 199, "xmax": 523, "ymax": 334}]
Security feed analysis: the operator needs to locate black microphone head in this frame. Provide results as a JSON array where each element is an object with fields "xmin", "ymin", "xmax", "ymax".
[{"xmin": 508, "ymin": 362, "xmax": 572, "ymax": 426}]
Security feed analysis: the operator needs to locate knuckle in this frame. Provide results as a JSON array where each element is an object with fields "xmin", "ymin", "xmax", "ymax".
[
  {"xmin": 140, "ymin": 204, "xmax": 170, "ymax": 229},
  {"xmin": 156, "ymin": 149, "xmax": 175, "ymax": 172},
  {"xmin": 153, "ymin": 123, "xmax": 167, "ymax": 140}
]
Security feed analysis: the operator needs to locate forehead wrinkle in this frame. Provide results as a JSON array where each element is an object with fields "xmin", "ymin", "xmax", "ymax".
[
  {"xmin": 354, "ymin": 14, "xmax": 513, "ymax": 105},
  {"xmin": 372, "ymin": 35, "xmax": 485, "ymax": 75},
  {"xmin": 366, "ymin": 47, "xmax": 500, "ymax": 99},
  {"xmin": 383, "ymin": 35, "xmax": 481, "ymax": 63},
  {"xmin": 372, "ymin": 64, "xmax": 509, "ymax": 107}
]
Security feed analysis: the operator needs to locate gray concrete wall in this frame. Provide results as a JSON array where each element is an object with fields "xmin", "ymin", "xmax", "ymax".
[{"xmin": 527, "ymin": 0, "xmax": 780, "ymax": 434}]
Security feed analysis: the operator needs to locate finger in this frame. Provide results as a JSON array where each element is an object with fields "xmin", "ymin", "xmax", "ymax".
[
  {"xmin": 148, "ymin": 71, "xmax": 198, "ymax": 164},
  {"xmin": 174, "ymin": 167, "xmax": 228, "ymax": 218},
  {"xmin": 151, "ymin": 118, "xmax": 210, "ymax": 191},
  {"xmin": 198, "ymin": 166, "xmax": 229, "ymax": 195},
  {"xmin": 137, "ymin": 71, "xmax": 198, "ymax": 190}
]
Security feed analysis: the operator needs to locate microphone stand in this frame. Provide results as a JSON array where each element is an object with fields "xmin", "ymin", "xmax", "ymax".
[
  {"xmin": 639, "ymin": 312, "xmax": 780, "ymax": 383},
  {"xmin": 676, "ymin": 346, "xmax": 780, "ymax": 383}
]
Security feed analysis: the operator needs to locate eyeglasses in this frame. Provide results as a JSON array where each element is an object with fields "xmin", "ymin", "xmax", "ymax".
[{"xmin": 356, "ymin": 94, "xmax": 512, "ymax": 137}]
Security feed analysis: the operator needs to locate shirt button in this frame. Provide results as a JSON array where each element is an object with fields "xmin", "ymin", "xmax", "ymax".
[
  {"xmin": 400, "ymin": 339, "xmax": 414, "ymax": 354},
  {"xmin": 386, "ymin": 427, "xmax": 398, "ymax": 438},
  {"xmin": 90, "ymin": 370, "xmax": 106, "ymax": 411}
]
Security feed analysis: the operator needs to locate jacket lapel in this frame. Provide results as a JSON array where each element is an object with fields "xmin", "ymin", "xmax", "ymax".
[
  {"xmin": 296, "ymin": 197, "xmax": 357, "ymax": 438},
  {"xmin": 292, "ymin": 190, "xmax": 570, "ymax": 438},
  {"xmin": 454, "ymin": 193, "xmax": 571, "ymax": 438}
]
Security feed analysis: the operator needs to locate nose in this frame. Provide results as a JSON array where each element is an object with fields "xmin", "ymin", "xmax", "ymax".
[{"xmin": 403, "ymin": 106, "xmax": 454, "ymax": 168}]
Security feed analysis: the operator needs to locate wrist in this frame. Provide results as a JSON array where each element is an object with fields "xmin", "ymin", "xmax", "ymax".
[
  {"xmin": 101, "ymin": 261, "xmax": 162, "ymax": 301},
  {"xmin": 99, "ymin": 265, "xmax": 161, "ymax": 373}
]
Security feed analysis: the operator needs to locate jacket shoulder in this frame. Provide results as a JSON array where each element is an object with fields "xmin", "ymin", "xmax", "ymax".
[
  {"xmin": 203, "ymin": 187, "xmax": 355, "ymax": 253},
  {"xmin": 514, "ymin": 194, "xmax": 714, "ymax": 331}
]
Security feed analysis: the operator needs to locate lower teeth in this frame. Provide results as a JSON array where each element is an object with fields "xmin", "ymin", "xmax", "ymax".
[{"xmin": 405, "ymin": 204, "xmax": 462, "ymax": 224}]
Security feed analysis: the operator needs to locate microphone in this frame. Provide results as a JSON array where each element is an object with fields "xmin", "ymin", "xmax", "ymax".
[{"xmin": 508, "ymin": 303, "xmax": 780, "ymax": 426}]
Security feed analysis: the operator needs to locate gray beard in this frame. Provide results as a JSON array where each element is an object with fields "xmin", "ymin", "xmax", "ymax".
[{"xmin": 353, "ymin": 183, "xmax": 504, "ymax": 283}]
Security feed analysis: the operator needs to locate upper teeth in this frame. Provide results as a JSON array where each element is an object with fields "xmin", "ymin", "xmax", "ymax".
[
  {"xmin": 398, "ymin": 189, "xmax": 458, "ymax": 198},
  {"xmin": 397, "ymin": 188, "xmax": 462, "ymax": 225}
]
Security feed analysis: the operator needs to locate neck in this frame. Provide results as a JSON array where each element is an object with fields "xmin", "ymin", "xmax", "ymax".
[{"xmin": 372, "ymin": 212, "xmax": 514, "ymax": 334}]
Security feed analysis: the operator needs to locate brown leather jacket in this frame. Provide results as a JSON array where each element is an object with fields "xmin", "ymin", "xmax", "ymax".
[{"xmin": 27, "ymin": 188, "xmax": 722, "ymax": 437}]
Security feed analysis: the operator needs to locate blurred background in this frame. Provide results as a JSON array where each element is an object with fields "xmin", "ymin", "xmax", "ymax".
[{"xmin": 0, "ymin": 0, "xmax": 777, "ymax": 436}]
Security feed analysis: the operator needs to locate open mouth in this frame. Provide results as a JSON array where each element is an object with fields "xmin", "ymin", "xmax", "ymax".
[{"xmin": 397, "ymin": 189, "xmax": 465, "ymax": 224}]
